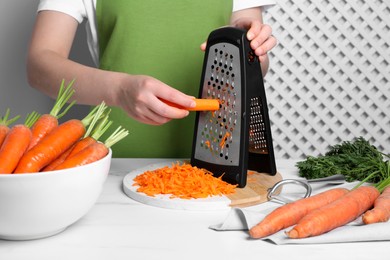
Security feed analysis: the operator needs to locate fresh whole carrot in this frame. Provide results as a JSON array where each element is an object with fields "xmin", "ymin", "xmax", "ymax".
[
  {"xmin": 42, "ymin": 139, "xmax": 96, "ymax": 172},
  {"xmin": 28, "ymin": 114, "xmax": 59, "ymax": 150},
  {"xmin": 54, "ymin": 125, "xmax": 128, "ymax": 170},
  {"xmin": 286, "ymin": 186, "xmax": 380, "ymax": 239},
  {"xmin": 14, "ymin": 102, "xmax": 107, "ymax": 173},
  {"xmin": 40, "ymin": 143, "xmax": 76, "ymax": 172},
  {"xmin": 0, "ymin": 109, "xmax": 20, "ymax": 147},
  {"xmin": 362, "ymin": 186, "xmax": 390, "ymax": 224},
  {"xmin": 28, "ymin": 79, "xmax": 76, "ymax": 150},
  {"xmin": 0, "ymin": 126, "xmax": 8, "ymax": 148},
  {"xmin": 14, "ymin": 119, "xmax": 85, "ymax": 173},
  {"xmin": 0, "ymin": 112, "xmax": 39, "ymax": 174},
  {"xmin": 42, "ymin": 112, "xmax": 112, "ymax": 172},
  {"xmin": 54, "ymin": 142, "xmax": 109, "ymax": 170},
  {"xmin": 67, "ymin": 137, "xmax": 97, "ymax": 157},
  {"xmin": 249, "ymin": 187, "xmax": 349, "ymax": 239},
  {"xmin": 68, "ymin": 112, "xmax": 112, "ymax": 158},
  {"xmin": 162, "ymin": 98, "xmax": 220, "ymax": 111}
]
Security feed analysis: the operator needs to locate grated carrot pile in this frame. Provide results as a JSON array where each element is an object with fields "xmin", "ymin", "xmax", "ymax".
[{"xmin": 133, "ymin": 162, "xmax": 237, "ymax": 199}]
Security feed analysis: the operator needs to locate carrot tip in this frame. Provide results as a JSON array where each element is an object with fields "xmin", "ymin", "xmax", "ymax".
[{"xmin": 286, "ymin": 229, "xmax": 299, "ymax": 239}]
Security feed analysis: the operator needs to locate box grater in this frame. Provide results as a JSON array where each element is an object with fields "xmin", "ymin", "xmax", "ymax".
[{"xmin": 190, "ymin": 27, "xmax": 277, "ymax": 188}]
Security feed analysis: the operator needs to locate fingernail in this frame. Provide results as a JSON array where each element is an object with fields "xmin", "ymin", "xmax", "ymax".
[
  {"xmin": 247, "ymin": 32, "xmax": 254, "ymax": 40},
  {"xmin": 190, "ymin": 100, "xmax": 196, "ymax": 108}
]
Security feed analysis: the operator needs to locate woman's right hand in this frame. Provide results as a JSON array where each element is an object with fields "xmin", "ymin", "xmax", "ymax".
[{"xmin": 113, "ymin": 74, "xmax": 196, "ymax": 125}]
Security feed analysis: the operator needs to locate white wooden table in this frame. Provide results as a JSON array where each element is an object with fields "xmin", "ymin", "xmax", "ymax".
[{"xmin": 0, "ymin": 159, "xmax": 388, "ymax": 260}]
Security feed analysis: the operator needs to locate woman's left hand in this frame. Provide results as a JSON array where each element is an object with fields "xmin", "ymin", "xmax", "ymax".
[
  {"xmin": 200, "ymin": 7, "xmax": 276, "ymax": 76},
  {"xmin": 236, "ymin": 20, "xmax": 277, "ymax": 64}
]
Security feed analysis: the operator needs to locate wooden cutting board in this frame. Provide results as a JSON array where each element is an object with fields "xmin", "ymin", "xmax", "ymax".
[{"xmin": 122, "ymin": 161, "xmax": 282, "ymax": 211}]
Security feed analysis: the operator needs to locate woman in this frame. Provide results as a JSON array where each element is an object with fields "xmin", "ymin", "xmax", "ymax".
[{"xmin": 27, "ymin": 0, "xmax": 277, "ymax": 158}]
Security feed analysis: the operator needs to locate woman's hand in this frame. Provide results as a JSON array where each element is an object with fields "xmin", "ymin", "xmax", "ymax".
[
  {"xmin": 201, "ymin": 7, "xmax": 276, "ymax": 76},
  {"xmin": 114, "ymin": 74, "xmax": 196, "ymax": 125},
  {"xmin": 235, "ymin": 20, "xmax": 276, "ymax": 64}
]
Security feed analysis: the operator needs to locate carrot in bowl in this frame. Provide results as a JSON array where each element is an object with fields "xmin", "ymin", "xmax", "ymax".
[
  {"xmin": 53, "ymin": 125, "xmax": 128, "ymax": 170},
  {"xmin": 28, "ymin": 79, "xmax": 76, "ymax": 150},
  {"xmin": 0, "ymin": 112, "xmax": 40, "ymax": 174},
  {"xmin": 14, "ymin": 102, "xmax": 107, "ymax": 173},
  {"xmin": 68, "ymin": 111, "xmax": 112, "ymax": 158},
  {"xmin": 0, "ymin": 109, "xmax": 20, "ymax": 147},
  {"xmin": 249, "ymin": 187, "xmax": 349, "ymax": 239},
  {"xmin": 286, "ymin": 186, "xmax": 380, "ymax": 239},
  {"xmin": 42, "ymin": 111, "xmax": 112, "ymax": 171}
]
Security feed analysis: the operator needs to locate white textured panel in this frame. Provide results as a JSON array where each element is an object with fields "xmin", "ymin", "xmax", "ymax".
[{"xmin": 263, "ymin": 0, "xmax": 390, "ymax": 159}]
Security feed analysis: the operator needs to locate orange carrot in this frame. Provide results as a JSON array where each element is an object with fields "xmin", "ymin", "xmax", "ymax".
[
  {"xmin": 28, "ymin": 79, "xmax": 76, "ymax": 150},
  {"xmin": 162, "ymin": 98, "xmax": 220, "ymax": 111},
  {"xmin": 54, "ymin": 142, "xmax": 109, "ymax": 170},
  {"xmin": 14, "ymin": 102, "xmax": 107, "ymax": 173},
  {"xmin": 249, "ymin": 187, "xmax": 349, "ymax": 239},
  {"xmin": 42, "ymin": 112, "xmax": 112, "ymax": 171},
  {"xmin": 54, "ymin": 125, "xmax": 128, "ymax": 170},
  {"xmin": 133, "ymin": 162, "xmax": 237, "ymax": 199},
  {"xmin": 362, "ymin": 186, "xmax": 390, "ymax": 224},
  {"xmin": 0, "ymin": 112, "xmax": 39, "ymax": 174},
  {"xmin": 0, "ymin": 109, "xmax": 20, "ymax": 147},
  {"xmin": 68, "ymin": 112, "xmax": 112, "ymax": 158},
  {"xmin": 286, "ymin": 186, "xmax": 380, "ymax": 239},
  {"xmin": 40, "ymin": 144, "xmax": 76, "ymax": 172}
]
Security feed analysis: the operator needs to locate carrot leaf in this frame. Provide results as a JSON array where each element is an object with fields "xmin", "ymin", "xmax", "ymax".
[
  {"xmin": 90, "ymin": 112, "xmax": 113, "ymax": 141},
  {"xmin": 297, "ymin": 137, "xmax": 389, "ymax": 183},
  {"xmin": 104, "ymin": 125, "xmax": 129, "ymax": 148},
  {"xmin": 81, "ymin": 101, "xmax": 107, "ymax": 127},
  {"xmin": 50, "ymin": 79, "xmax": 76, "ymax": 119},
  {"xmin": 24, "ymin": 111, "xmax": 41, "ymax": 128},
  {"xmin": 0, "ymin": 108, "xmax": 20, "ymax": 126}
]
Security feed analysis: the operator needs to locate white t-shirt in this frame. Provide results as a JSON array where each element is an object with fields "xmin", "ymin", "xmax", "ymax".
[{"xmin": 37, "ymin": 0, "xmax": 275, "ymax": 66}]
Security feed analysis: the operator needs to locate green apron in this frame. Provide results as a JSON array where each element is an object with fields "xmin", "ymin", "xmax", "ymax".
[{"xmin": 96, "ymin": 0, "xmax": 232, "ymax": 158}]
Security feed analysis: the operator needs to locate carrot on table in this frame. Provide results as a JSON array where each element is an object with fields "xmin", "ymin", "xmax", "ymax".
[
  {"xmin": 249, "ymin": 187, "xmax": 349, "ymax": 239},
  {"xmin": 286, "ymin": 186, "xmax": 380, "ymax": 239},
  {"xmin": 28, "ymin": 79, "xmax": 76, "ymax": 150},
  {"xmin": 54, "ymin": 125, "xmax": 128, "ymax": 170},
  {"xmin": 362, "ymin": 186, "xmax": 390, "ymax": 224},
  {"xmin": 0, "ymin": 112, "xmax": 39, "ymax": 174},
  {"xmin": 0, "ymin": 109, "xmax": 20, "ymax": 147},
  {"xmin": 14, "ymin": 102, "xmax": 107, "ymax": 173}
]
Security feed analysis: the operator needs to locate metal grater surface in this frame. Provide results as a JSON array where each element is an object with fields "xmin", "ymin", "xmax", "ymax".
[
  {"xmin": 193, "ymin": 42, "xmax": 242, "ymax": 166},
  {"xmin": 249, "ymin": 97, "xmax": 269, "ymax": 154}
]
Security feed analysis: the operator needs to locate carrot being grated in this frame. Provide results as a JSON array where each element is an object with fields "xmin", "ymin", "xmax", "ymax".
[{"xmin": 133, "ymin": 162, "xmax": 237, "ymax": 199}]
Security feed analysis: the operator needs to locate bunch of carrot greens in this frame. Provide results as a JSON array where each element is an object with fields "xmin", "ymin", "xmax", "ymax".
[
  {"xmin": 0, "ymin": 80, "xmax": 129, "ymax": 174},
  {"xmin": 296, "ymin": 137, "xmax": 389, "ymax": 183},
  {"xmin": 249, "ymin": 137, "xmax": 390, "ymax": 240}
]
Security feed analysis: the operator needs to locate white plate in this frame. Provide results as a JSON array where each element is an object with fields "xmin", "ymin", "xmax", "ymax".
[{"xmin": 122, "ymin": 160, "xmax": 231, "ymax": 211}]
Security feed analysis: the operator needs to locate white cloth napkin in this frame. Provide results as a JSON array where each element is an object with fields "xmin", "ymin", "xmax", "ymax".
[{"xmin": 209, "ymin": 181, "xmax": 390, "ymax": 245}]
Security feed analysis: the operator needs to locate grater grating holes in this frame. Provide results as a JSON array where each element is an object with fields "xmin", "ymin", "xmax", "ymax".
[{"xmin": 249, "ymin": 97, "xmax": 269, "ymax": 154}]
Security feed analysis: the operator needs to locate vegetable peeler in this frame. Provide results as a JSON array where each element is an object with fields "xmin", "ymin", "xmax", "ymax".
[{"xmin": 190, "ymin": 27, "xmax": 277, "ymax": 188}]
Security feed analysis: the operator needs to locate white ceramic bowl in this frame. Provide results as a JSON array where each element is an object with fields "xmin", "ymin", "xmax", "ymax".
[{"xmin": 0, "ymin": 149, "xmax": 111, "ymax": 241}]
